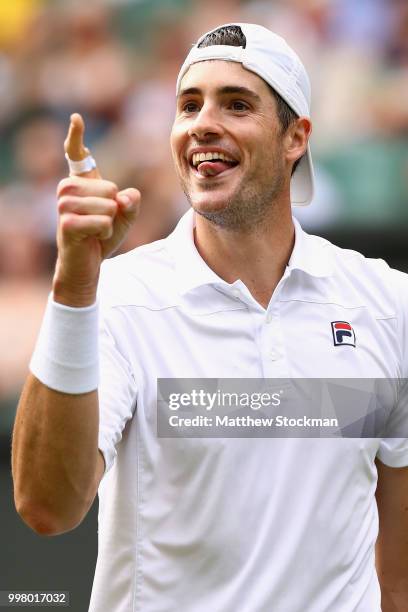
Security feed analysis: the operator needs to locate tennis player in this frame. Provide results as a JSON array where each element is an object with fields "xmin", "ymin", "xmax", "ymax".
[{"xmin": 13, "ymin": 23, "xmax": 408, "ymax": 611}]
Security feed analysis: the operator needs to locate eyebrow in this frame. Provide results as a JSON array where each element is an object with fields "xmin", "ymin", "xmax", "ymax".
[{"xmin": 177, "ymin": 85, "xmax": 262, "ymax": 103}]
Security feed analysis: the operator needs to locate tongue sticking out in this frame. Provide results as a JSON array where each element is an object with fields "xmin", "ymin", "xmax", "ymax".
[{"xmin": 197, "ymin": 161, "xmax": 233, "ymax": 177}]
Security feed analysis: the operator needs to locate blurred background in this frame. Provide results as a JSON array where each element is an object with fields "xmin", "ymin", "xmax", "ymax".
[{"xmin": 1, "ymin": 0, "xmax": 407, "ymax": 608}]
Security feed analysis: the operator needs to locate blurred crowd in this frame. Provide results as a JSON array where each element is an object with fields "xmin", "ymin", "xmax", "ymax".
[{"xmin": 0, "ymin": 0, "xmax": 408, "ymax": 402}]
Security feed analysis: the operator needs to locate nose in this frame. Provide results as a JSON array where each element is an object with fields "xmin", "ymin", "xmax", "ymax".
[{"xmin": 188, "ymin": 103, "xmax": 224, "ymax": 140}]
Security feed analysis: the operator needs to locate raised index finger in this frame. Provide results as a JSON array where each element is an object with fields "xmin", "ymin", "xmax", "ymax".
[{"xmin": 64, "ymin": 113, "xmax": 101, "ymax": 179}]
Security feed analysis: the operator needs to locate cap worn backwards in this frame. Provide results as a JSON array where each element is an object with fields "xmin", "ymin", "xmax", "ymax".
[{"xmin": 176, "ymin": 22, "xmax": 315, "ymax": 207}]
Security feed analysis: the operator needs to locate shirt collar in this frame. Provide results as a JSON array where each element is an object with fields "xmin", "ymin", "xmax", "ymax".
[
  {"xmin": 166, "ymin": 208, "xmax": 225, "ymax": 295},
  {"xmin": 288, "ymin": 217, "xmax": 333, "ymax": 278},
  {"xmin": 166, "ymin": 209, "xmax": 333, "ymax": 296}
]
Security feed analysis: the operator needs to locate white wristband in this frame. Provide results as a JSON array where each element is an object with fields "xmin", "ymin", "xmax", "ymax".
[
  {"xmin": 65, "ymin": 152, "xmax": 97, "ymax": 175},
  {"xmin": 29, "ymin": 294, "xmax": 99, "ymax": 394}
]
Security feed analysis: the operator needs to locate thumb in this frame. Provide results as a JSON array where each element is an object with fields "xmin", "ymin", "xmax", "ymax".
[
  {"xmin": 64, "ymin": 112, "xmax": 101, "ymax": 179},
  {"xmin": 100, "ymin": 187, "xmax": 141, "ymax": 257},
  {"xmin": 116, "ymin": 188, "xmax": 141, "ymax": 223}
]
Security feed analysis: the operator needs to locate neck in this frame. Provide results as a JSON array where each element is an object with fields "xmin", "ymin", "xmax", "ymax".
[{"xmin": 193, "ymin": 204, "xmax": 295, "ymax": 309}]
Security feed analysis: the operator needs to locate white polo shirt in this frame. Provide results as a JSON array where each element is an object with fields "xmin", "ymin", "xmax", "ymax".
[{"xmin": 89, "ymin": 209, "xmax": 408, "ymax": 612}]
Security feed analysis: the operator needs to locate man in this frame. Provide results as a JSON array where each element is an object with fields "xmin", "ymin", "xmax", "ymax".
[{"xmin": 12, "ymin": 23, "xmax": 408, "ymax": 611}]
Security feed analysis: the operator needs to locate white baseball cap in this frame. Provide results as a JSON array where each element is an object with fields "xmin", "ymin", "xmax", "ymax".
[{"xmin": 176, "ymin": 23, "xmax": 314, "ymax": 206}]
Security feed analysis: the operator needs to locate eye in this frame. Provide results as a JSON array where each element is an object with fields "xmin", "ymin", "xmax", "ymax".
[
  {"xmin": 231, "ymin": 100, "xmax": 249, "ymax": 111},
  {"xmin": 182, "ymin": 101, "xmax": 200, "ymax": 113}
]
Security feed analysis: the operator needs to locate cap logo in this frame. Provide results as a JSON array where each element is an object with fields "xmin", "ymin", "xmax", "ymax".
[{"xmin": 331, "ymin": 321, "xmax": 356, "ymax": 347}]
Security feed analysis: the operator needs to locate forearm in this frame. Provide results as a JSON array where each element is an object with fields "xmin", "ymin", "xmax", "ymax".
[
  {"xmin": 380, "ymin": 583, "xmax": 408, "ymax": 612},
  {"xmin": 375, "ymin": 459, "xmax": 408, "ymax": 611},
  {"xmin": 377, "ymin": 558, "xmax": 408, "ymax": 612},
  {"xmin": 12, "ymin": 373, "xmax": 100, "ymax": 535}
]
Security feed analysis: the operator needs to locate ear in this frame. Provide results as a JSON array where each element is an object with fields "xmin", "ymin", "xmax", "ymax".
[{"xmin": 285, "ymin": 117, "xmax": 312, "ymax": 166}]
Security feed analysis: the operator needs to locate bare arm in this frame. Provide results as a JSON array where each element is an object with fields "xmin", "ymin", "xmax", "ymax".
[
  {"xmin": 12, "ymin": 376, "xmax": 105, "ymax": 535},
  {"xmin": 12, "ymin": 114, "xmax": 140, "ymax": 535},
  {"xmin": 375, "ymin": 457, "xmax": 408, "ymax": 611}
]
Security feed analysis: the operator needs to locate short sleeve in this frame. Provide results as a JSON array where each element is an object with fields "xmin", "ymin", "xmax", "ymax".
[
  {"xmin": 377, "ymin": 439, "xmax": 408, "ymax": 467},
  {"xmin": 98, "ymin": 312, "xmax": 138, "ymax": 474},
  {"xmin": 377, "ymin": 379, "xmax": 408, "ymax": 466},
  {"xmin": 377, "ymin": 268, "xmax": 408, "ymax": 467}
]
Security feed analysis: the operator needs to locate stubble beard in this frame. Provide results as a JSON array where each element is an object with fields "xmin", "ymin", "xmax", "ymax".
[{"xmin": 180, "ymin": 153, "xmax": 287, "ymax": 233}]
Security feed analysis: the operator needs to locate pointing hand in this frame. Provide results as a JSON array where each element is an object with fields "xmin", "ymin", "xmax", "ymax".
[{"xmin": 54, "ymin": 113, "xmax": 141, "ymax": 306}]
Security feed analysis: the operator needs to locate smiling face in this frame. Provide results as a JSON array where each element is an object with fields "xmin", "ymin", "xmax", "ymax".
[{"xmin": 170, "ymin": 60, "xmax": 292, "ymax": 230}]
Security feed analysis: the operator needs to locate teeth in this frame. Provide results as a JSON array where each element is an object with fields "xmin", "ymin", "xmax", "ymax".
[{"xmin": 191, "ymin": 152, "xmax": 236, "ymax": 166}]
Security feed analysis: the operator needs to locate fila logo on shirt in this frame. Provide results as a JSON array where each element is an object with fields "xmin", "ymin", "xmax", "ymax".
[{"xmin": 331, "ymin": 321, "xmax": 356, "ymax": 347}]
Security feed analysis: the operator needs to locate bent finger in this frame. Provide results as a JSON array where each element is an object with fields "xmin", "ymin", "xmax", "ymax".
[
  {"xmin": 57, "ymin": 176, "xmax": 118, "ymax": 199},
  {"xmin": 60, "ymin": 213, "xmax": 113, "ymax": 241},
  {"xmin": 58, "ymin": 196, "xmax": 118, "ymax": 218}
]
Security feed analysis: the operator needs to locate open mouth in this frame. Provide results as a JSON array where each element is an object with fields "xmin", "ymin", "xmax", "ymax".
[{"xmin": 189, "ymin": 151, "xmax": 239, "ymax": 178}]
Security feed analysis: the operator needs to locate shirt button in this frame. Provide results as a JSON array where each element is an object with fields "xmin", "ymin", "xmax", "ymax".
[
  {"xmin": 266, "ymin": 313, "xmax": 272, "ymax": 324},
  {"xmin": 232, "ymin": 288, "xmax": 241, "ymax": 299},
  {"xmin": 268, "ymin": 350, "xmax": 278, "ymax": 361}
]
